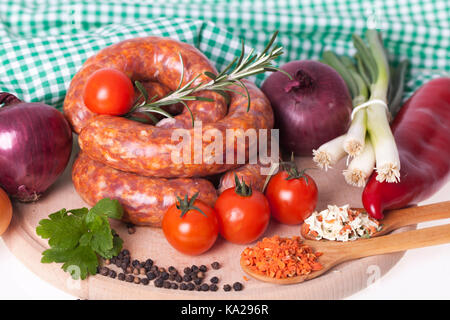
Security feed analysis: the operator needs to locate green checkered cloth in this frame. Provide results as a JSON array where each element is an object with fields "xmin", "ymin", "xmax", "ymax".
[{"xmin": 1, "ymin": 0, "xmax": 449, "ymax": 109}]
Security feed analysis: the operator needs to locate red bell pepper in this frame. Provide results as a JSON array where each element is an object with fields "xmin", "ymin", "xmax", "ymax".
[{"xmin": 362, "ymin": 78, "xmax": 450, "ymax": 219}]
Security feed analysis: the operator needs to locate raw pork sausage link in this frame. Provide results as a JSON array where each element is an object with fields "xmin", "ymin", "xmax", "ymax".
[
  {"xmin": 218, "ymin": 163, "xmax": 268, "ymax": 194},
  {"xmin": 63, "ymin": 36, "xmax": 227, "ymax": 133},
  {"xmin": 78, "ymin": 80, "xmax": 273, "ymax": 178},
  {"xmin": 72, "ymin": 152, "xmax": 217, "ymax": 227},
  {"xmin": 65, "ymin": 37, "xmax": 274, "ymax": 226}
]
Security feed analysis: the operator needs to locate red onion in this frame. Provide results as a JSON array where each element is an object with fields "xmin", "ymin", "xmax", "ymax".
[
  {"xmin": 261, "ymin": 60, "xmax": 352, "ymax": 156},
  {"xmin": 0, "ymin": 93, "xmax": 72, "ymax": 201}
]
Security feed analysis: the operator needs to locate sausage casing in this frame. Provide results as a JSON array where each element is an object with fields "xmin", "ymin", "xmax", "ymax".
[{"xmin": 72, "ymin": 152, "xmax": 217, "ymax": 227}]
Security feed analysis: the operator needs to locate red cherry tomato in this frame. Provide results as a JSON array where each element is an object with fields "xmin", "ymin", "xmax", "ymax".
[
  {"xmin": 214, "ymin": 179, "xmax": 270, "ymax": 244},
  {"xmin": 83, "ymin": 68, "xmax": 135, "ymax": 116},
  {"xmin": 265, "ymin": 170, "xmax": 318, "ymax": 225},
  {"xmin": 162, "ymin": 195, "xmax": 218, "ymax": 256}
]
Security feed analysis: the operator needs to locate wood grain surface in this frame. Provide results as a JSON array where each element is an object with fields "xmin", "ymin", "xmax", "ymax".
[{"xmin": 2, "ymin": 143, "xmax": 412, "ymax": 300}]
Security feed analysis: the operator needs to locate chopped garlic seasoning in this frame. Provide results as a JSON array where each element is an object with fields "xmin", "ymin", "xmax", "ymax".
[{"xmin": 304, "ymin": 204, "xmax": 381, "ymax": 241}]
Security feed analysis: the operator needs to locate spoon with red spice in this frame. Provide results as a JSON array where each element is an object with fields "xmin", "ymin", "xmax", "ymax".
[
  {"xmin": 301, "ymin": 201, "xmax": 450, "ymax": 241},
  {"xmin": 241, "ymin": 216, "xmax": 450, "ymax": 285}
]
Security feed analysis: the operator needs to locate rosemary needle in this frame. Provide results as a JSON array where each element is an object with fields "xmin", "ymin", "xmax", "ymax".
[{"xmin": 128, "ymin": 31, "xmax": 290, "ymax": 126}]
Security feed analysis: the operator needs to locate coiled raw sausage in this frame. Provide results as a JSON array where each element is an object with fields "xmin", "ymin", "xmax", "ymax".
[
  {"xmin": 78, "ymin": 80, "xmax": 273, "ymax": 178},
  {"xmin": 64, "ymin": 37, "xmax": 274, "ymax": 226},
  {"xmin": 64, "ymin": 37, "xmax": 227, "ymax": 133}
]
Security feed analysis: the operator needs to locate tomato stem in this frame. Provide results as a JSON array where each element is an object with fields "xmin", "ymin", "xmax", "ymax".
[
  {"xmin": 234, "ymin": 173, "xmax": 252, "ymax": 197},
  {"xmin": 176, "ymin": 192, "xmax": 207, "ymax": 217},
  {"xmin": 280, "ymin": 153, "xmax": 312, "ymax": 184}
]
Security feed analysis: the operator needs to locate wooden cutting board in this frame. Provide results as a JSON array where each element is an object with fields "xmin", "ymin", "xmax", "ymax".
[{"xmin": 2, "ymin": 144, "xmax": 412, "ymax": 300}]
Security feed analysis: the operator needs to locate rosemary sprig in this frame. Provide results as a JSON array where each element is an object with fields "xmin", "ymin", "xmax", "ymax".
[{"xmin": 127, "ymin": 31, "xmax": 290, "ymax": 126}]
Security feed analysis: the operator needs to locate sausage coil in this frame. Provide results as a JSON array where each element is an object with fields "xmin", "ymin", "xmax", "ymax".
[{"xmin": 64, "ymin": 37, "xmax": 274, "ymax": 226}]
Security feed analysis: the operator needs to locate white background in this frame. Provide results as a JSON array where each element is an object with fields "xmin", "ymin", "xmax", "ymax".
[{"xmin": 0, "ymin": 181, "xmax": 449, "ymax": 300}]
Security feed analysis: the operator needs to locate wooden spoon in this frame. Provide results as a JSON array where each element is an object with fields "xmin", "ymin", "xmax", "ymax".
[
  {"xmin": 301, "ymin": 201, "xmax": 450, "ymax": 240},
  {"xmin": 241, "ymin": 222, "xmax": 450, "ymax": 285}
]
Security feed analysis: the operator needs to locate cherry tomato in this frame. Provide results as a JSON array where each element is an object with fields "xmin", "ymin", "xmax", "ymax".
[
  {"xmin": 214, "ymin": 178, "xmax": 270, "ymax": 244},
  {"xmin": 162, "ymin": 195, "xmax": 218, "ymax": 255},
  {"xmin": 83, "ymin": 68, "xmax": 135, "ymax": 116},
  {"xmin": 265, "ymin": 170, "xmax": 318, "ymax": 225},
  {"xmin": 0, "ymin": 187, "xmax": 12, "ymax": 236}
]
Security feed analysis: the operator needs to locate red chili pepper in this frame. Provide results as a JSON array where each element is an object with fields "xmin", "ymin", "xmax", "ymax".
[{"xmin": 362, "ymin": 78, "xmax": 450, "ymax": 219}]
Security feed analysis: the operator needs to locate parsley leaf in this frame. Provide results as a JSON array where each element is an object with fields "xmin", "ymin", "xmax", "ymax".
[
  {"xmin": 36, "ymin": 209, "xmax": 86, "ymax": 249},
  {"xmin": 62, "ymin": 245, "xmax": 99, "ymax": 280},
  {"xmin": 36, "ymin": 198, "xmax": 124, "ymax": 280},
  {"xmin": 90, "ymin": 198, "xmax": 124, "ymax": 220}
]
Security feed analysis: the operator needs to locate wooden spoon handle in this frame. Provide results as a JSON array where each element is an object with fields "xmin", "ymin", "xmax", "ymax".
[
  {"xmin": 382, "ymin": 201, "xmax": 450, "ymax": 229},
  {"xmin": 345, "ymin": 224, "xmax": 450, "ymax": 260}
]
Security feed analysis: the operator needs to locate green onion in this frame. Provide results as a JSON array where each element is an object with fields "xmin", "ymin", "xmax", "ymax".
[
  {"xmin": 321, "ymin": 53, "xmax": 369, "ymax": 157},
  {"xmin": 342, "ymin": 58, "xmax": 369, "ymax": 156},
  {"xmin": 343, "ymin": 137, "xmax": 375, "ymax": 187},
  {"xmin": 312, "ymin": 134, "xmax": 347, "ymax": 171},
  {"xmin": 317, "ymin": 29, "xmax": 404, "ymax": 185},
  {"xmin": 315, "ymin": 29, "xmax": 406, "ymax": 185},
  {"xmin": 362, "ymin": 30, "xmax": 400, "ymax": 183}
]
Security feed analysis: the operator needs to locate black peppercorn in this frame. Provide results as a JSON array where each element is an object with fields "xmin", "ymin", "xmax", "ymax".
[
  {"xmin": 121, "ymin": 249, "xmax": 130, "ymax": 256},
  {"xmin": 132, "ymin": 259, "xmax": 140, "ymax": 267},
  {"xmin": 154, "ymin": 278, "xmax": 163, "ymax": 288},
  {"xmin": 168, "ymin": 266, "xmax": 177, "ymax": 274},
  {"xmin": 180, "ymin": 283, "xmax": 187, "ymax": 290},
  {"xmin": 183, "ymin": 267, "xmax": 192, "ymax": 274},
  {"xmin": 191, "ymin": 265, "xmax": 199, "ymax": 272},
  {"xmin": 127, "ymin": 227, "xmax": 136, "ymax": 235},
  {"xmin": 144, "ymin": 259, "xmax": 153, "ymax": 268},
  {"xmin": 209, "ymin": 284, "xmax": 218, "ymax": 292},
  {"xmin": 211, "ymin": 262, "xmax": 220, "ymax": 270},
  {"xmin": 108, "ymin": 270, "xmax": 117, "ymax": 279},
  {"xmin": 134, "ymin": 277, "xmax": 141, "ymax": 284},
  {"xmin": 171, "ymin": 283, "xmax": 178, "ymax": 289},
  {"xmin": 193, "ymin": 278, "xmax": 202, "ymax": 285},
  {"xmin": 146, "ymin": 271, "xmax": 156, "ymax": 280},
  {"xmin": 121, "ymin": 262, "xmax": 128, "ymax": 270},
  {"xmin": 169, "ymin": 274, "xmax": 175, "ymax": 281},
  {"xmin": 117, "ymin": 252, "xmax": 124, "ymax": 260},
  {"xmin": 233, "ymin": 282, "xmax": 243, "ymax": 291},
  {"xmin": 183, "ymin": 274, "xmax": 192, "ymax": 282},
  {"xmin": 199, "ymin": 265, "xmax": 207, "ymax": 272},
  {"xmin": 125, "ymin": 275, "xmax": 134, "ymax": 283},
  {"xmin": 223, "ymin": 284, "xmax": 231, "ymax": 292},
  {"xmin": 118, "ymin": 273, "xmax": 125, "ymax": 281},
  {"xmin": 175, "ymin": 275, "xmax": 183, "ymax": 283},
  {"xmin": 187, "ymin": 283, "xmax": 195, "ymax": 291},
  {"xmin": 163, "ymin": 281, "xmax": 171, "ymax": 289},
  {"xmin": 195, "ymin": 286, "xmax": 202, "ymax": 291},
  {"xmin": 160, "ymin": 271, "xmax": 169, "ymax": 280},
  {"xmin": 210, "ymin": 276, "xmax": 219, "ymax": 284},
  {"xmin": 141, "ymin": 278, "xmax": 149, "ymax": 285},
  {"xmin": 200, "ymin": 283, "xmax": 209, "ymax": 291},
  {"xmin": 99, "ymin": 267, "xmax": 109, "ymax": 276}
]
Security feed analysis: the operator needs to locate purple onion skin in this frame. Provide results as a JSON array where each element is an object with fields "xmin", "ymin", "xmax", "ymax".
[
  {"xmin": 261, "ymin": 60, "xmax": 352, "ymax": 156},
  {"xmin": 0, "ymin": 93, "xmax": 72, "ymax": 202}
]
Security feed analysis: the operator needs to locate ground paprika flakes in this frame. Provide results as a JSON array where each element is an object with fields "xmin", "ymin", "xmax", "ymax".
[{"xmin": 241, "ymin": 235, "xmax": 323, "ymax": 279}]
